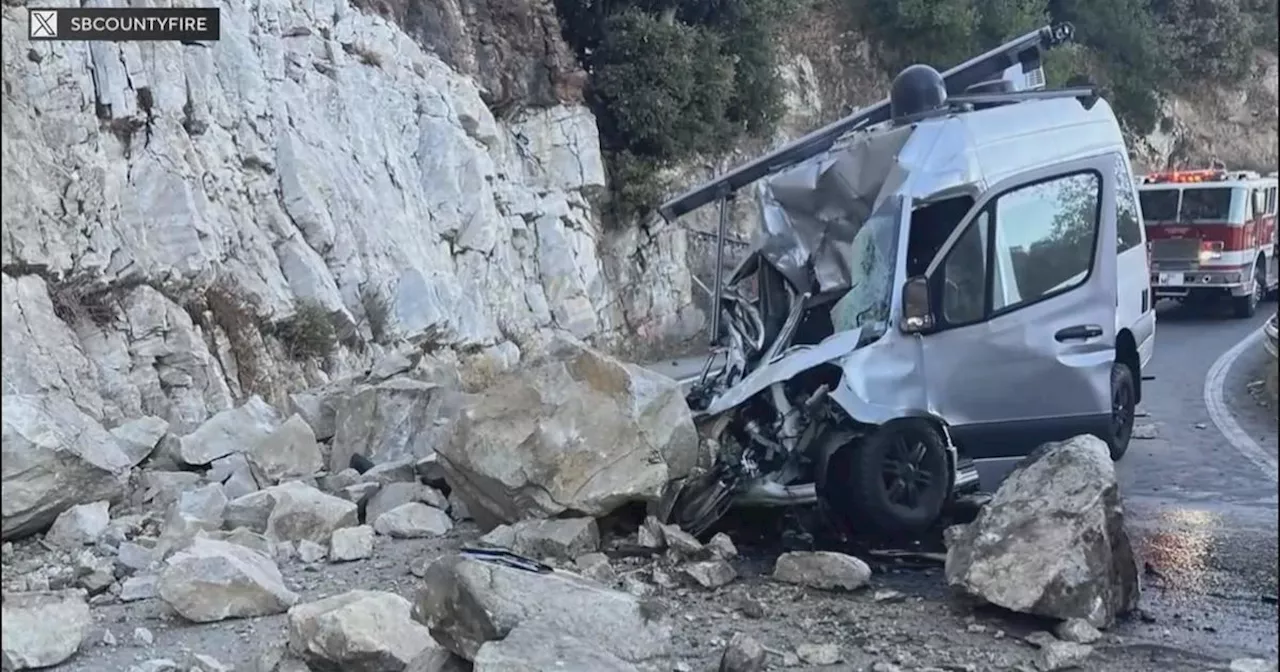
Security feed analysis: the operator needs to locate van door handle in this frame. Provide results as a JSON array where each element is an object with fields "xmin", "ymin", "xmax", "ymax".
[{"xmin": 1055, "ymin": 324, "xmax": 1104, "ymax": 342}]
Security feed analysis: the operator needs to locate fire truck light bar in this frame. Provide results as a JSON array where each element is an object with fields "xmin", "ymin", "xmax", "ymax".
[{"xmin": 1141, "ymin": 169, "xmax": 1227, "ymax": 184}]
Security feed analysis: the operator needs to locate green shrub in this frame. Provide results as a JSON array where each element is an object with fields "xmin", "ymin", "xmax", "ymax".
[
  {"xmin": 1153, "ymin": 0, "xmax": 1254, "ymax": 84},
  {"xmin": 593, "ymin": 9, "xmax": 737, "ymax": 159},
  {"xmin": 276, "ymin": 301, "xmax": 337, "ymax": 360},
  {"xmin": 555, "ymin": 0, "xmax": 796, "ymax": 222}
]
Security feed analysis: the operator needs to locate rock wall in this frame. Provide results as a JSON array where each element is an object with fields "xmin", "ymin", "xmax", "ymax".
[
  {"xmin": 1, "ymin": 0, "xmax": 703, "ymax": 435},
  {"xmin": 1132, "ymin": 49, "xmax": 1279, "ymax": 173}
]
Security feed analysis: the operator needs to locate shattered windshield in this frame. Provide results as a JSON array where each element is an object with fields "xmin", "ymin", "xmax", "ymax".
[{"xmin": 830, "ymin": 198, "xmax": 901, "ymax": 333}]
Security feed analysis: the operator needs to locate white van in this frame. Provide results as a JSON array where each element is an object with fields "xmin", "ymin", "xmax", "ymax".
[{"xmin": 652, "ymin": 23, "xmax": 1157, "ymax": 537}]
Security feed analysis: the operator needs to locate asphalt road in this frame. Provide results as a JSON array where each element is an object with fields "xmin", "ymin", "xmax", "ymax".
[
  {"xmin": 645, "ymin": 301, "xmax": 1279, "ymax": 660},
  {"xmin": 1116, "ymin": 300, "xmax": 1277, "ymax": 659}
]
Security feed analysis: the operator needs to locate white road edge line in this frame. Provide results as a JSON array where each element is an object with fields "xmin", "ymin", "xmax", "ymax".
[{"xmin": 1203, "ymin": 324, "xmax": 1278, "ymax": 481}]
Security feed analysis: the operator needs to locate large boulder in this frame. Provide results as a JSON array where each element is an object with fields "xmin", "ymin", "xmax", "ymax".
[
  {"xmin": 435, "ymin": 340, "xmax": 698, "ymax": 527},
  {"xmin": 329, "ymin": 378, "xmax": 457, "ymax": 474},
  {"xmin": 944, "ymin": 435, "xmax": 1141, "ymax": 628},
  {"xmin": 0, "ymin": 589, "xmax": 91, "ymax": 670},
  {"xmin": 157, "ymin": 537, "xmax": 299, "ymax": 623},
  {"xmin": 412, "ymin": 554, "xmax": 672, "ymax": 663},
  {"xmin": 287, "ymin": 590, "xmax": 437, "ymax": 672},
  {"xmin": 2, "ymin": 394, "xmax": 136, "ymax": 539},
  {"xmin": 177, "ymin": 395, "xmax": 282, "ymax": 467}
]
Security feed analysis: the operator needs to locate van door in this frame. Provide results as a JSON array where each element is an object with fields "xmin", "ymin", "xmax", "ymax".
[{"xmin": 917, "ymin": 154, "xmax": 1119, "ymax": 460}]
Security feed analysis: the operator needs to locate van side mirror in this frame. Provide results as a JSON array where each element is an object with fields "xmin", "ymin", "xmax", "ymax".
[{"xmin": 900, "ymin": 276, "xmax": 934, "ymax": 333}]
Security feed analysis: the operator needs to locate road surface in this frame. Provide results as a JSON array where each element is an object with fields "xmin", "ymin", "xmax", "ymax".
[{"xmin": 645, "ymin": 301, "xmax": 1279, "ymax": 660}]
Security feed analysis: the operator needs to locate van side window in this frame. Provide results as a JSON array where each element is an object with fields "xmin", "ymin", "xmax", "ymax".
[
  {"xmin": 991, "ymin": 171, "xmax": 1101, "ymax": 313},
  {"xmin": 936, "ymin": 171, "xmax": 1102, "ymax": 324},
  {"xmin": 1114, "ymin": 156, "xmax": 1143, "ymax": 253},
  {"xmin": 940, "ymin": 211, "xmax": 989, "ymax": 325}
]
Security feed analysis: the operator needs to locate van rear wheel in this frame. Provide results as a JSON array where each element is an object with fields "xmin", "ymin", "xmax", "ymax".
[
  {"xmin": 821, "ymin": 421, "xmax": 950, "ymax": 537},
  {"xmin": 1107, "ymin": 362, "xmax": 1136, "ymax": 461}
]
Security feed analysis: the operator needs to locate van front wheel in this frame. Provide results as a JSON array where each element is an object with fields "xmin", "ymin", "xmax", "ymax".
[{"xmin": 822, "ymin": 421, "xmax": 950, "ymax": 537}]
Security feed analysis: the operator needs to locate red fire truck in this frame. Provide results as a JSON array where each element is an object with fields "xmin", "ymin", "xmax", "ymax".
[{"xmin": 1138, "ymin": 168, "xmax": 1278, "ymax": 318}]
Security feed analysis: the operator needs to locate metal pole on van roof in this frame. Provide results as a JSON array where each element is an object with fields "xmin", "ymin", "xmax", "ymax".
[{"xmin": 656, "ymin": 22, "xmax": 1077, "ymax": 223}]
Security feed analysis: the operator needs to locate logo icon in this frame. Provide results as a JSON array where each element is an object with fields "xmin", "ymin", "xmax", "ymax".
[{"xmin": 30, "ymin": 9, "xmax": 57, "ymax": 38}]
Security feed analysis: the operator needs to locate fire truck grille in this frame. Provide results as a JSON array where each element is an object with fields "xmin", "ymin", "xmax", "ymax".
[{"xmin": 1151, "ymin": 238, "xmax": 1200, "ymax": 263}]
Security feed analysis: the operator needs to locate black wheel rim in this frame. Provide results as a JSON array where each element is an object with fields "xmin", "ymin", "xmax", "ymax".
[
  {"xmin": 1112, "ymin": 378, "xmax": 1133, "ymax": 443},
  {"xmin": 882, "ymin": 436, "xmax": 934, "ymax": 510}
]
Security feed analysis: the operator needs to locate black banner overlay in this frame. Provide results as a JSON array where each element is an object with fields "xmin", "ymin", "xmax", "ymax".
[{"xmin": 28, "ymin": 7, "xmax": 220, "ymax": 42}]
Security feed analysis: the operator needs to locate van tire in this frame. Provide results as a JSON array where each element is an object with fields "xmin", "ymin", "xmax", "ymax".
[
  {"xmin": 822, "ymin": 421, "xmax": 950, "ymax": 537},
  {"xmin": 1107, "ymin": 362, "xmax": 1136, "ymax": 461},
  {"xmin": 1232, "ymin": 262, "xmax": 1263, "ymax": 319}
]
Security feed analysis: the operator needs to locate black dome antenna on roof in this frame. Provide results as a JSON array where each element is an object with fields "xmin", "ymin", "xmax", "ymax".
[{"xmin": 890, "ymin": 65, "xmax": 948, "ymax": 123}]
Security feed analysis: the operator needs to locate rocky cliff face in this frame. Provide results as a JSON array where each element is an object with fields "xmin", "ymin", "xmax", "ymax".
[
  {"xmin": 1, "ymin": 0, "xmax": 703, "ymax": 436},
  {"xmin": 3, "ymin": 0, "xmax": 1274, "ymax": 440}
]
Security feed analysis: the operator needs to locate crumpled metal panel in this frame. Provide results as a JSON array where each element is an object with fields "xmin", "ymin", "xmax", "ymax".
[{"xmin": 755, "ymin": 124, "xmax": 916, "ymax": 293}]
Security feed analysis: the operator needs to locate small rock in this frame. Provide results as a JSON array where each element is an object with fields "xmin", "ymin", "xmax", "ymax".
[
  {"xmin": 297, "ymin": 540, "xmax": 327, "ymax": 563},
  {"xmin": 102, "ymin": 629, "xmax": 118, "ymax": 647},
  {"xmin": 795, "ymin": 642, "xmax": 840, "ymax": 665},
  {"xmin": 405, "ymin": 647, "xmax": 471, "ymax": 672},
  {"xmin": 340, "ymin": 481, "xmax": 383, "ymax": 507},
  {"xmin": 45, "ymin": 501, "xmax": 111, "ymax": 549},
  {"xmin": 190, "ymin": 653, "xmax": 232, "ymax": 672},
  {"xmin": 1054, "ymin": 617, "xmax": 1102, "ymax": 644},
  {"xmin": 157, "ymin": 537, "xmax": 299, "ymax": 623},
  {"xmin": 160, "ymin": 482, "xmax": 228, "ymax": 544},
  {"xmin": 474, "ymin": 620, "xmax": 641, "ymax": 671},
  {"xmin": 198, "ymin": 527, "xmax": 275, "ymax": 556},
  {"xmin": 1231, "ymin": 660, "xmax": 1279, "ymax": 672},
  {"xmin": 481, "ymin": 517, "xmax": 600, "ymax": 561},
  {"xmin": 116, "ymin": 541, "xmax": 156, "ymax": 574},
  {"xmin": 360, "ymin": 459, "xmax": 418, "ymax": 486},
  {"xmin": 1035, "ymin": 640, "xmax": 1093, "ymax": 671},
  {"xmin": 707, "ymin": 533, "xmax": 738, "ymax": 560},
  {"xmin": 573, "ymin": 552, "xmax": 617, "ymax": 584},
  {"xmin": 737, "ymin": 595, "xmax": 767, "ymax": 619},
  {"xmin": 330, "ymin": 525, "xmax": 375, "ymax": 563},
  {"xmin": 287, "ymin": 590, "xmax": 435, "ymax": 671},
  {"xmin": 248, "ymin": 414, "xmax": 325, "ymax": 485},
  {"xmin": 1131, "ymin": 424, "xmax": 1158, "ymax": 440},
  {"xmin": 372, "ymin": 503, "xmax": 452, "ymax": 538},
  {"xmin": 0, "ymin": 589, "xmax": 91, "ymax": 669},
  {"xmin": 366, "ymin": 482, "xmax": 448, "ymax": 523},
  {"xmin": 264, "ymin": 482, "xmax": 360, "ymax": 544},
  {"xmin": 446, "ymin": 492, "xmax": 471, "ymax": 522},
  {"xmin": 119, "ymin": 575, "xmax": 159, "ymax": 602},
  {"xmin": 872, "ymin": 589, "xmax": 906, "ymax": 603},
  {"xmin": 321, "ymin": 468, "xmax": 363, "ymax": 494},
  {"xmin": 129, "ymin": 659, "xmax": 179, "ymax": 672},
  {"xmin": 660, "ymin": 523, "xmax": 704, "ymax": 557},
  {"xmin": 133, "ymin": 626, "xmax": 155, "ymax": 646},
  {"xmin": 719, "ymin": 632, "xmax": 766, "ymax": 672},
  {"xmin": 683, "ymin": 558, "xmax": 737, "ymax": 589},
  {"xmin": 637, "ymin": 518, "xmax": 664, "ymax": 549},
  {"xmin": 772, "ymin": 551, "xmax": 871, "ymax": 591},
  {"xmin": 110, "ymin": 416, "xmax": 170, "ymax": 465},
  {"xmin": 412, "ymin": 553, "xmax": 673, "ymax": 663}
]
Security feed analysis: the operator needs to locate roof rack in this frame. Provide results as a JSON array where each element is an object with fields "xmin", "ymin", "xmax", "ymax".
[{"xmin": 657, "ymin": 22, "xmax": 1079, "ymax": 222}]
